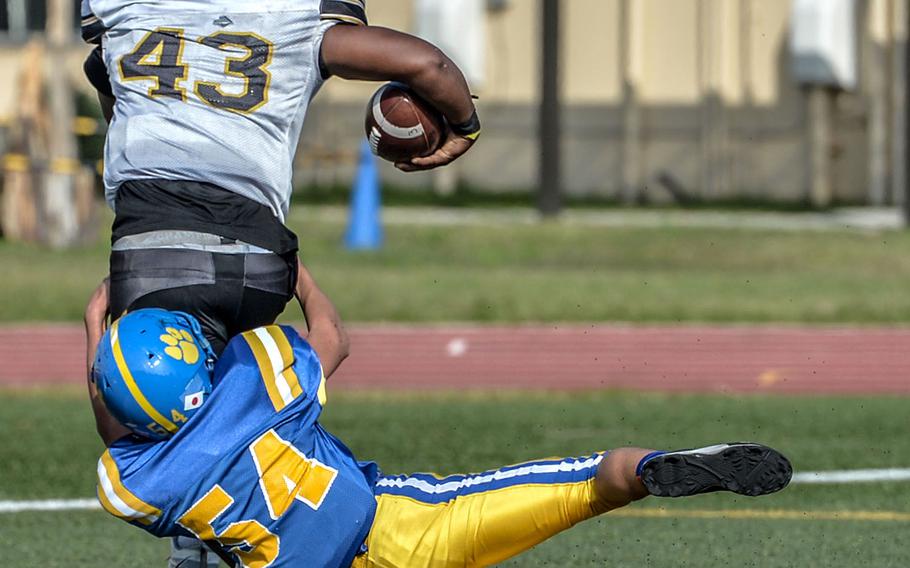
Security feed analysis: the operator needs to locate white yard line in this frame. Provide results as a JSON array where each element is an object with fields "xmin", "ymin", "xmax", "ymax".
[
  {"xmin": 790, "ymin": 468, "xmax": 910, "ymax": 484},
  {"xmin": 1, "ymin": 468, "xmax": 909, "ymax": 515},
  {"xmin": 0, "ymin": 498, "xmax": 100, "ymax": 513}
]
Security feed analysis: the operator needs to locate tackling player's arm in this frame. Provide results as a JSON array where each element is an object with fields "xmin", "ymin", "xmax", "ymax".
[
  {"xmin": 84, "ymin": 279, "xmax": 132, "ymax": 446},
  {"xmin": 320, "ymin": 25, "xmax": 480, "ymax": 172},
  {"xmin": 294, "ymin": 259, "xmax": 350, "ymax": 379}
]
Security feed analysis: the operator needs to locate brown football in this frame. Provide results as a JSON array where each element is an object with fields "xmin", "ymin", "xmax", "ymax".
[{"xmin": 364, "ymin": 82, "xmax": 445, "ymax": 163}]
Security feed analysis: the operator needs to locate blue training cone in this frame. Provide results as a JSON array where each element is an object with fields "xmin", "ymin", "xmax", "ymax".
[{"xmin": 345, "ymin": 140, "xmax": 383, "ymax": 250}]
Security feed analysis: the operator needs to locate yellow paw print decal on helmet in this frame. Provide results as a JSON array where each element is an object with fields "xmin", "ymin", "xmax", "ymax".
[{"xmin": 160, "ymin": 327, "xmax": 200, "ymax": 365}]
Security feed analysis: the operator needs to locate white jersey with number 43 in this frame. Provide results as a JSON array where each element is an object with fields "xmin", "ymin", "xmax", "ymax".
[{"xmin": 82, "ymin": 0, "xmax": 367, "ymax": 221}]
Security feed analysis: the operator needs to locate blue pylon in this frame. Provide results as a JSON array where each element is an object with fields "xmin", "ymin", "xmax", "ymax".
[{"xmin": 344, "ymin": 140, "xmax": 383, "ymax": 250}]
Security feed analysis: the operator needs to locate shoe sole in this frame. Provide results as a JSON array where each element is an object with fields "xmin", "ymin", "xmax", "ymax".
[{"xmin": 640, "ymin": 442, "xmax": 792, "ymax": 498}]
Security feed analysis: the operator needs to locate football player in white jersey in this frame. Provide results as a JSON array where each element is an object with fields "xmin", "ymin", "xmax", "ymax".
[
  {"xmin": 80, "ymin": 1, "xmax": 480, "ymax": 565},
  {"xmin": 80, "ymin": 1, "xmax": 479, "ymax": 440}
]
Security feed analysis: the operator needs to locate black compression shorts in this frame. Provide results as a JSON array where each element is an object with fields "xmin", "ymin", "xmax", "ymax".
[{"xmin": 110, "ymin": 248, "xmax": 296, "ymax": 356}]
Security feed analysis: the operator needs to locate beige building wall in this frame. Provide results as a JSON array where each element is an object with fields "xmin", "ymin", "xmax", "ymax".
[
  {"xmin": 745, "ymin": 0, "xmax": 793, "ymax": 105},
  {"xmin": 483, "ymin": 0, "xmax": 539, "ymax": 103},
  {"xmin": 640, "ymin": 0, "xmax": 701, "ymax": 103},
  {"xmin": 564, "ymin": 0, "xmax": 622, "ymax": 103},
  {"xmin": 322, "ymin": 0, "xmax": 794, "ymax": 107}
]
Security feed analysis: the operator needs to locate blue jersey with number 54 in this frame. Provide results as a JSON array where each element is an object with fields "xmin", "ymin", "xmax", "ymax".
[{"xmin": 96, "ymin": 325, "xmax": 379, "ymax": 568}]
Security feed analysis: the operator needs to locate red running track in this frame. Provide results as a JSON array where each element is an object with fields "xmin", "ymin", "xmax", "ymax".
[{"xmin": 1, "ymin": 324, "xmax": 908, "ymax": 394}]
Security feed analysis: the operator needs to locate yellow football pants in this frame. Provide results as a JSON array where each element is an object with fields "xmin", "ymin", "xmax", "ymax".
[{"xmin": 351, "ymin": 454, "xmax": 611, "ymax": 568}]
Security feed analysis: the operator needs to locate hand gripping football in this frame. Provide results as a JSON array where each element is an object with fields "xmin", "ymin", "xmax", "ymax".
[{"xmin": 364, "ymin": 82, "xmax": 446, "ymax": 163}]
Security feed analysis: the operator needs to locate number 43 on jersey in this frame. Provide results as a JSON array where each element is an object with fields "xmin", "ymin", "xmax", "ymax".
[{"xmin": 120, "ymin": 27, "xmax": 273, "ymax": 114}]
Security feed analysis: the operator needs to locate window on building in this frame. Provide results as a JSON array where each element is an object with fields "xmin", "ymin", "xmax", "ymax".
[{"xmin": 0, "ymin": 1, "xmax": 82, "ymax": 41}]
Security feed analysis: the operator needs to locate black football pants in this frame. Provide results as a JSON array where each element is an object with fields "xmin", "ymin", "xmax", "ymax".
[{"xmin": 109, "ymin": 248, "xmax": 296, "ymax": 356}]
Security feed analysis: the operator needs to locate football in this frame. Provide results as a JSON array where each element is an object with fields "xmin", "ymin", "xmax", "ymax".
[{"xmin": 364, "ymin": 82, "xmax": 446, "ymax": 163}]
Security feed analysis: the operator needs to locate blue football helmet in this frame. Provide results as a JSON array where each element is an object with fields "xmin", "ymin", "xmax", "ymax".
[{"xmin": 92, "ymin": 308, "xmax": 216, "ymax": 440}]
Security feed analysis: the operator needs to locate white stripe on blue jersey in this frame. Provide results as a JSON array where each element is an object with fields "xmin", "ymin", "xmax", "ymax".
[
  {"xmin": 96, "ymin": 459, "xmax": 159, "ymax": 523},
  {"xmin": 253, "ymin": 327, "xmax": 298, "ymax": 406}
]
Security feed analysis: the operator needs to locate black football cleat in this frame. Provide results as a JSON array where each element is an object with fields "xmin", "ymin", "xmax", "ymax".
[{"xmin": 640, "ymin": 442, "xmax": 792, "ymax": 498}]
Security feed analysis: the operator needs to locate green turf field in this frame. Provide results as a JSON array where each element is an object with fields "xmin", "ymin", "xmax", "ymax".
[
  {"xmin": 2, "ymin": 388, "xmax": 907, "ymax": 567},
  {"xmin": 4, "ymin": 208, "xmax": 910, "ymax": 324}
]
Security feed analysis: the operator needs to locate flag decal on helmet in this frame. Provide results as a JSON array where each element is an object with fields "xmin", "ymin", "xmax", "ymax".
[{"xmin": 184, "ymin": 392, "xmax": 205, "ymax": 411}]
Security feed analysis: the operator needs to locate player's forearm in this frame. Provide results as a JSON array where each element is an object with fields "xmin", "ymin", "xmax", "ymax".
[
  {"xmin": 294, "ymin": 261, "xmax": 350, "ymax": 378},
  {"xmin": 84, "ymin": 279, "xmax": 110, "ymax": 398},
  {"xmin": 405, "ymin": 51, "xmax": 475, "ymax": 125},
  {"xmin": 84, "ymin": 279, "xmax": 130, "ymax": 446},
  {"xmin": 321, "ymin": 25, "xmax": 476, "ymax": 124}
]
